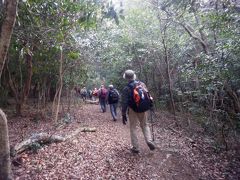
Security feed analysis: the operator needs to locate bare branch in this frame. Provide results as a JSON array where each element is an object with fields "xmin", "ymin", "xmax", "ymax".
[{"xmin": 180, "ymin": 23, "xmax": 209, "ymax": 54}]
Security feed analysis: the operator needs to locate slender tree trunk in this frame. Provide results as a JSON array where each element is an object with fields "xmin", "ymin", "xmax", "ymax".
[
  {"xmin": 152, "ymin": 67, "xmax": 158, "ymax": 97},
  {"xmin": 46, "ymin": 80, "xmax": 52, "ymax": 102},
  {"xmin": 42, "ymin": 78, "xmax": 47, "ymax": 108},
  {"xmin": 67, "ymin": 70, "xmax": 73, "ymax": 111},
  {"xmin": 53, "ymin": 47, "xmax": 63, "ymax": 122},
  {"xmin": 162, "ymin": 36, "xmax": 176, "ymax": 118},
  {"xmin": 6, "ymin": 49, "xmax": 33, "ymax": 115},
  {"xmin": 52, "ymin": 85, "xmax": 59, "ymax": 115},
  {"xmin": 0, "ymin": 109, "xmax": 12, "ymax": 180},
  {"xmin": 23, "ymin": 52, "xmax": 33, "ymax": 103},
  {"xmin": 0, "ymin": 1, "xmax": 18, "ymax": 177},
  {"xmin": 37, "ymin": 82, "xmax": 41, "ymax": 113},
  {"xmin": 225, "ymin": 84, "xmax": 240, "ymax": 113},
  {"xmin": 0, "ymin": 0, "xmax": 18, "ymax": 77},
  {"xmin": 7, "ymin": 59, "xmax": 23, "ymax": 115},
  {"xmin": 153, "ymin": 54, "xmax": 165, "ymax": 97},
  {"xmin": 16, "ymin": 102, "xmax": 22, "ymax": 115},
  {"xmin": 67, "ymin": 87, "xmax": 69, "ymax": 110}
]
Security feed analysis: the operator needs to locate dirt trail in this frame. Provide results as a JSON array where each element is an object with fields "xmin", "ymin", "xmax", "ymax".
[{"xmin": 11, "ymin": 104, "xmax": 202, "ymax": 179}]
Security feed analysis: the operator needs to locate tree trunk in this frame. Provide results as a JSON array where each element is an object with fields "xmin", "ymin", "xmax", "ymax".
[
  {"xmin": 43, "ymin": 81, "xmax": 47, "ymax": 107},
  {"xmin": 52, "ymin": 47, "xmax": 64, "ymax": 122},
  {"xmin": 16, "ymin": 103, "xmax": 22, "ymax": 116},
  {"xmin": 6, "ymin": 49, "xmax": 33, "ymax": 115},
  {"xmin": 0, "ymin": 0, "xmax": 18, "ymax": 77},
  {"xmin": 180, "ymin": 23, "xmax": 209, "ymax": 54},
  {"xmin": 152, "ymin": 67, "xmax": 158, "ymax": 98},
  {"xmin": 55, "ymin": 47, "xmax": 63, "ymax": 122},
  {"xmin": 0, "ymin": 1, "xmax": 18, "ymax": 178},
  {"xmin": 225, "ymin": 84, "xmax": 240, "ymax": 113},
  {"xmin": 7, "ymin": 60, "xmax": 23, "ymax": 116},
  {"xmin": 0, "ymin": 109, "xmax": 12, "ymax": 180},
  {"xmin": 23, "ymin": 52, "xmax": 33, "ymax": 103},
  {"xmin": 67, "ymin": 86, "xmax": 71, "ymax": 111},
  {"xmin": 162, "ymin": 37, "xmax": 176, "ymax": 117}
]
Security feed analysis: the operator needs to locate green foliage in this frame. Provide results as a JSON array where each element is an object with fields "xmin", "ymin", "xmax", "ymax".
[
  {"xmin": 76, "ymin": 1, "xmax": 240, "ymax": 145},
  {"xmin": 2, "ymin": 0, "xmax": 240, "ymax": 145}
]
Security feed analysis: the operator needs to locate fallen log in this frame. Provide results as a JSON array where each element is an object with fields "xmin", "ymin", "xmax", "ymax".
[
  {"xmin": 12, "ymin": 127, "xmax": 96, "ymax": 156},
  {"xmin": 65, "ymin": 127, "xmax": 96, "ymax": 140},
  {"xmin": 85, "ymin": 100, "xmax": 99, "ymax": 105},
  {"xmin": 12, "ymin": 133, "xmax": 64, "ymax": 156}
]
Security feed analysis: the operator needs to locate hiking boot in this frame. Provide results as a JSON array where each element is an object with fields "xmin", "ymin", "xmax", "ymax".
[
  {"xmin": 147, "ymin": 141, "xmax": 156, "ymax": 151},
  {"xmin": 130, "ymin": 147, "xmax": 140, "ymax": 154}
]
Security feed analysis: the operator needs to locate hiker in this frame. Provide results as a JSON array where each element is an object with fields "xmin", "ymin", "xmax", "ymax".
[
  {"xmin": 107, "ymin": 84, "xmax": 120, "ymax": 121},
  {"xmin": 98, "ymin": 85, "xmax": 108, "ymax": 112},
  {"xmin": 88, "ymin": 89, "xmax": 93, "ymax": 100},
  {"xmin": 121, "ymin": 69, "xmax": 155, "ymax": 153},
  {"xmin": 80, "ymin": 87, "xmax": 87, "ymax": 101},
  {"xmin": 92, "ymin": 88, "xmax": 98, "ymax": 101}
]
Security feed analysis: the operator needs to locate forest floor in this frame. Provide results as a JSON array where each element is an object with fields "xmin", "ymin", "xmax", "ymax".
[{"xmin": 5, "ymin": 102, "xmax": 240, "ymax": 180}]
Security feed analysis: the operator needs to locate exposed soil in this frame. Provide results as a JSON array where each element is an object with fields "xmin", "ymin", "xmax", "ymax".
[{"xmin": 6, "ymin": 103, "xmax": 240, "ymax": 180}]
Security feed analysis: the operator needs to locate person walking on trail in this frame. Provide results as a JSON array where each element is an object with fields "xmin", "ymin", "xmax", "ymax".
[
  {"xmin": 98, "ymin": 85, "xmax": 108, "ymax": 112},
  {"xmin": 88, "ymin": 89, "xmax": 93, "ymax": 100},
  {"xmin": 107, "ymin": 84, "xmax": 120, "ymax": 121},
  {"xmin": 121, "ymin": 69, "xmax": 155, "ymax": 154},
  {"xmin": 92, "ymin": 88, "xmax": 98, "ymax": 101},
  {"xmin": 80, "ymin": 87, "xmax": 87, "ymax": 101}
]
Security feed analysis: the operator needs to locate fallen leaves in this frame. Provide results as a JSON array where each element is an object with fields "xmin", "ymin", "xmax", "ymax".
[{"xmin": 7, "ymin": 104, "xmax": 240, "ymax": 180}]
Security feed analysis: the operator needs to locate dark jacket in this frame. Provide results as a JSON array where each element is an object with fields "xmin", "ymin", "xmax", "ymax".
[{"xmin": 108, "ymin": 89, "xmax": 119, "ymax": 104}]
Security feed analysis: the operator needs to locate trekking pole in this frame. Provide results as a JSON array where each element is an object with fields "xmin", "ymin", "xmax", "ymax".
[{"xmin": 150, "ymin": 107, "xmax": 155, "ymax": 141}]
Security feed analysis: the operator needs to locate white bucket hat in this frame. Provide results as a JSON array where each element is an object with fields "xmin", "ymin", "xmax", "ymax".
[{"xmin": 123, "ymin": 69, "xmax": 136, "ymax": 80}]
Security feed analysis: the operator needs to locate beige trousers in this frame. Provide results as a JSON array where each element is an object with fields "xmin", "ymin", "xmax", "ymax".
[{"xmin": 128, "ymin": 108, "xmax": 152, "ymax": 149}]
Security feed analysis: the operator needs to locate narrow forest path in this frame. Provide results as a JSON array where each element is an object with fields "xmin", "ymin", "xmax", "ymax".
[{"xmin": 10, "ymin": 103, "xmax": 234, "ymax": 180}]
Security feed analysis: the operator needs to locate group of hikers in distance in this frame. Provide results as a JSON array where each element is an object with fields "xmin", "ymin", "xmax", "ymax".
[
  {"xmin": 78, "ymin": 69, "xmax": 156, "ymax": 154},
  {"xmin": 75, "ymin": 84, "xmax": 120, "ymax": 121}
]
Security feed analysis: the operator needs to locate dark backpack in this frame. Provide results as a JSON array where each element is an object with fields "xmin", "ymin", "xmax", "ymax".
[
  {"xmin": 128, "ymin": 81, "xmax": 152, "ymax": 112},
  {"xmin": 109, "ymin": 89, "xmax": 119, "ymax": 102},
  {"xmin": 100, "ymin": 88, "xmax": 108, "ymax": 99}
]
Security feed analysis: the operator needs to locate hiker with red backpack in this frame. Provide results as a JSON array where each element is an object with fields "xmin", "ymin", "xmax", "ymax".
[
  {"xmin": 92, "ymin": 88, "xmax": 98, "ymax": 101},
  {"xmin": 98, "ymin": 85, "xmax": 108, "ymax": 112},
  {"xmin": 121, "ymin": 70, "xmax": 155, "ymax": 154},
  {"xmin": 107, "ymin": 84, "xmax": 120, "ymax": 121}
]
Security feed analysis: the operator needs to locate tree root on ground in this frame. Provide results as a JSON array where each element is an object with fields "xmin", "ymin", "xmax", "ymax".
[
  {"xmin": 85, "ymin": 100, "xmax": 99, "ymax": 105},
  {"xmin": 12, "ymin": 127, "xmax": 96, "ymax": 156}
]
